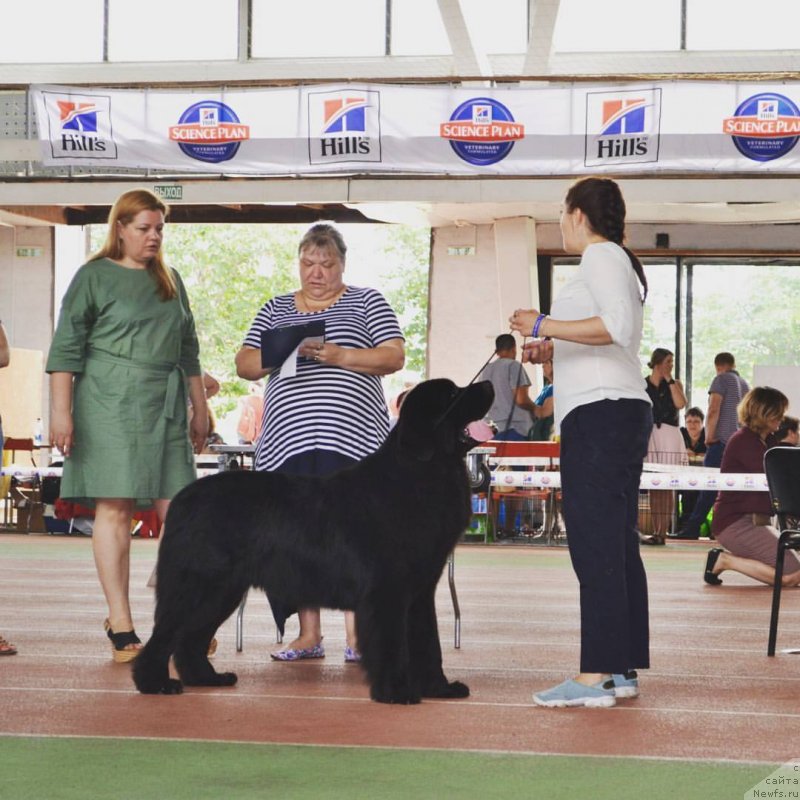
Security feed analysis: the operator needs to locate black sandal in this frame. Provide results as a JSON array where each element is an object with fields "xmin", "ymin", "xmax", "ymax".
[
  {"xmin": 704, "ymin": 548, "xmax": 724, "ymax": 585},
  {"xmin": 104, "ymin": 619, "xmax": 142, "ymax": 663}
]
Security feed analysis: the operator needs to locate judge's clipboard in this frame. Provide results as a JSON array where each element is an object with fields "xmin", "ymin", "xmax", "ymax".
[{"xmin": 260, "ymin": 320, "xmax": 326, "ymax": 370}]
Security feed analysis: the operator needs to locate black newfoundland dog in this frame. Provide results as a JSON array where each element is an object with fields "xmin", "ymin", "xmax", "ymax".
[{"xmin": 133, "ymin": 378, "xmax": 494, "ymax": 703}]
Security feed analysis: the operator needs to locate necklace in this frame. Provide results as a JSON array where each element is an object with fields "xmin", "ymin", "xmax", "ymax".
[{"xmin": 296, "ymin": 286, "xmax": 346, "ymax": 313}]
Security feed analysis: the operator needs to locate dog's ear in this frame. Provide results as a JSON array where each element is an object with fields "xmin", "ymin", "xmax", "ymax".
[{"xmin": 396, "ymin": 390, "xmax": 436, "ymax": 461}]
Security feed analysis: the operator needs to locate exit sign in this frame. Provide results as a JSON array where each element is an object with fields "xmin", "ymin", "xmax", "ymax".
[
  {"xmin": 153, "ymin": 185, "xmax": 183, "ymax": 200},
  {"xmin": 16, "ymin": 247, "xmax": 43, "ymax": 258}
]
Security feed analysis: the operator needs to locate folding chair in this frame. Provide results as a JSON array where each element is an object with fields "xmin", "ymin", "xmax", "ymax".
[
  {"xmin": 234, "ymin": 551, "xmax": 462, "ymax": 652},
  {"xmin": 3, "ymin": 437, "xmax": 44, "ymax": 531},
  {"xmin": 763, "ymin": 446, "xmax": 800, "ymax": 656}
]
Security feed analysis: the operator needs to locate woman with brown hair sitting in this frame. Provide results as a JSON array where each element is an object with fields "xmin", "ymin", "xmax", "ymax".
[{"xmin": 705, "ymin": 387, "xmax": 800, "ymax": 587}]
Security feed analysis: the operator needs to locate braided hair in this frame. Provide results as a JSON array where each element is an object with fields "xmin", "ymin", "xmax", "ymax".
[{"xmin": 564, "ymin": 177, "xmax": 647, "ymax": 302}]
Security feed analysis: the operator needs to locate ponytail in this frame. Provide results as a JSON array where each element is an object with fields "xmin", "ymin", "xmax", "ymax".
[{"xmin": 622, "ymin": 245, "xmax": 648, "ymax": 303}]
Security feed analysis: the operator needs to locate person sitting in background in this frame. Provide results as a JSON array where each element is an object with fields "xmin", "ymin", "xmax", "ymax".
[
  {"xmin": 681, "ymin": 406, "xmax": 707, "ymax": 461},
  {"xmin": 678, "ymin": 406, "xmax": 707, "ymax": 531},
  {"xmin": 389, "ymin": 386, "xmax": 414, "ymax": 430},
  {"xmin": 481, "ymin": 334, "xmax": 537, "ymax": 441},
  {"xmin": 202, "ymin": 406, "xmax": 225, "ymax": 453},
  {"xmin": 704, "ymin": 387, "xmax": 800, "ymax": 587},
  {"xmin": 236, "ymin": 380, "xmax": 264, "ymax": 445},
  {"xmin": 529, "ymin": 358, "xmax": 555, "ymax": 441},
  {"xmin": 773, "ymin": 415, "xmax": 799, "ymax": 446}
]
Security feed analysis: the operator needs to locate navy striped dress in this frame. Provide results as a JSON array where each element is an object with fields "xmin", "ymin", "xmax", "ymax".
[{"xmin": 243, "ymin": 286, "xmax": 404, "ymax": 472}]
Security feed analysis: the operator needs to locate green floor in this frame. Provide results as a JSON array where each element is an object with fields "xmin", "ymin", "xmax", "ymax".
[{"xmin": 0, "ymin": 737, "xmax": 773, "ymax": 800}]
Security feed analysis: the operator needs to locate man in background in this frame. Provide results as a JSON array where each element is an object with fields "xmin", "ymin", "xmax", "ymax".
[
  {"xmin": 480, "ymin": 334, "xmax": 537, "ymax": 441},
  {"xmin": 672, "ymin": 352, "xmax": 749, "ymax": 540}
]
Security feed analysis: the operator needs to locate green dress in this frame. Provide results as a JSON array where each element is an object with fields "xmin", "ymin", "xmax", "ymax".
[{"xmin": 46, "ymin": 258, "xmax": 201, "ymax": 508}]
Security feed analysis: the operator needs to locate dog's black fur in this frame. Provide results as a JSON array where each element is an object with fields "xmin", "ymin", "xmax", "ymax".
[{"xmin": 133, "ymin": 378, "xmax": 494, "ymax": 703}]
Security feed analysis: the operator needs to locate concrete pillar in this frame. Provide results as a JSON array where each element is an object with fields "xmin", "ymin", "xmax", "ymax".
[{"xmin": 427, "ymin": 217, "xmax": 539, "ymax": 387}]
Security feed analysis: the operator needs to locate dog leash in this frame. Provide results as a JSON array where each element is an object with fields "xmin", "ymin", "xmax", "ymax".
[{"xmin": 433, "ymin": 336, "xmax": 530, "ymax": 430}]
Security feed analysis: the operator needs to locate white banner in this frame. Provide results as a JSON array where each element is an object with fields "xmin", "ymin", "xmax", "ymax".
[{"xmin": 29, "ymin": 81, "xmax": 800, "ymax": 176}]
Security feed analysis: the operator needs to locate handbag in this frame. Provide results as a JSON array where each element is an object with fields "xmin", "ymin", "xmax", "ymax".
[{"xmin": 528, "ymin": 415, "xmax": 554, "ymax": 442}]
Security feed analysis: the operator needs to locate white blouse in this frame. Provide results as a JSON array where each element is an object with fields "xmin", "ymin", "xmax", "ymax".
[{"xmin": 551, "ymin": 241, "xmax": 651, "ymax": 429}]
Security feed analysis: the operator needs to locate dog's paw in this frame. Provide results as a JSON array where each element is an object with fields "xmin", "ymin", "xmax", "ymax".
[
  {"xmin": 182, "ymin": 670, "xmax": 238, "ymax": 688},
  {"xmin": 136, "ymin": 678, "xmax": 183, "ymax": 695},
  {"xmin": 422, "ymin": 679, "xmax": 470, "ymax": 699},
  {"xmin": 217, "ymin": 671, "xmax": 238, "ymax": 687},
  {"xmin": 370, "ymin": 685, "xmax": 422, "ymax": 705},
  {"xmin": 442, "ymin": 680, "xmax": 470, "ymax": 699}
]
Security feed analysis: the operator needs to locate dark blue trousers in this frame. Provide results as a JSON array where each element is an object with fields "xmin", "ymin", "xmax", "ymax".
[
  {"xmin": 560, "ymin": 399, "xmax": 652, "ymax": 674},
  {"xmin": 680, "ymin": 441, "xmax": 725, "ymax": 536}
]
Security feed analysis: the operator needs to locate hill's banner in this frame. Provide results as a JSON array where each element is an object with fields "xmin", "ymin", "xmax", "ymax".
[{"xmin": 29, "ymin": 81, "xmax": 800, "ymax": 176}]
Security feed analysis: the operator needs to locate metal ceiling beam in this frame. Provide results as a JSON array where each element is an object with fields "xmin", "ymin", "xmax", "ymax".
[
  {"xmin": 4, "ymin": 49, "xmax": 800, "ymax": 89},
  {"xmin": 522, "ymin": 0, "xmax": 560, "ymax": 78}
]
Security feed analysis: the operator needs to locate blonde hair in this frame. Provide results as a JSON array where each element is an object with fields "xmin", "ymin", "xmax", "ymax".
[
  {"xmin": 91, "ymin": 189, "xmax": 176, "ymax": 301},
  {"xmin": 738, "ymin": 386, "xmax": 788, "ymax": 435},
  {"xmin": 297, "ymin": 222, "xmax": 347, "ymax": 262}
]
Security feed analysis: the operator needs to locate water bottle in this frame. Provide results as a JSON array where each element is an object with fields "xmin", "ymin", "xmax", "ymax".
[
  {"xmin": 33, "ymin": 418, "xmax": 44, "ymax": 447},
  {"xmin": 497, "ymin": 497, "xmax": 506, "ymax": 538}
]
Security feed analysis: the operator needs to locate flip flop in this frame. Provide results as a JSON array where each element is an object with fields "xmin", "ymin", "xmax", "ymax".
[
  {"xmin": 0, "ymin": 636, "xmax": 17, "ymax": 656},
  {"xmin": 270, "ymin": 643, "xmax": 325, "ymax": 661}
]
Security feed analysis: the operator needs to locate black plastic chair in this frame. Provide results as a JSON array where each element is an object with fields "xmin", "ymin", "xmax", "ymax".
[{"xmin": 763, "ymin": 446, "xmax": 800, "ymax": 656}]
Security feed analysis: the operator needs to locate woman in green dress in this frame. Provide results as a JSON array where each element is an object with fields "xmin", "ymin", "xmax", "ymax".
[{"xmin": 47, "ymin": 189, "xmax": 208, "ymax": 662}]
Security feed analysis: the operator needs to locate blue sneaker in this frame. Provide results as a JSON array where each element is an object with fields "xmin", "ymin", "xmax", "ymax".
[
  {"xmin": 533, "ymin": 678, "xmax": 616, "ymax": 708},
  {"xmin": 605, "ymin": 670, "xmax": 639, "ymax": 699}
]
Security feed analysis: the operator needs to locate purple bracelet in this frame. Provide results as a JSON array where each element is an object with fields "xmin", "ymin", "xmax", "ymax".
[{"xmin": 532, "ymin": 313, "xmax": 547, "ymax": 338}]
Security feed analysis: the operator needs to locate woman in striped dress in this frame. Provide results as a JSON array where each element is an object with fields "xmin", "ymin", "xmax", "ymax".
[{"xmin": 235, "ymin": 223, "xmax": 405, "ymax": 663}]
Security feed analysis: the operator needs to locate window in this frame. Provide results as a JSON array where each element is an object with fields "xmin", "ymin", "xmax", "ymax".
[
  {"xmin": 684, "ymin": 261, "xmax": 800, "ymax": 409},
  {"xmin": 392, "ymin": 0, "xmax": 527, "ymax": 57},
  {"xmin": 0, "ymin": 0, "xmax": 104, "ymax": 63},
  {"xmin": 108, "ymin": 0, "xmax": 239, "ymax": 62},
  {"xmin": 553, "ymin": 0, "xmax": 681, "ymax": 52},
  {"xmin": 252, "ymin": 0, "xmax": 385, "ymax": 58},
  {"xmin": 391, "ymin": 0, "xmax": 451, "ymax": 56},
  {"xmin": 686, "ymin": 0, "xmax": 800, "ymax": 50}
]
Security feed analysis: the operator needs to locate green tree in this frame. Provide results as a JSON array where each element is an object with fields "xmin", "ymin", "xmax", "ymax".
[
  {"xmin": 163, "ymin": 224, "xmax": 301, "ymax": 414},
  {"xmin": 379, "ymin": 225, "xmax": 431, "ymax": 378}
]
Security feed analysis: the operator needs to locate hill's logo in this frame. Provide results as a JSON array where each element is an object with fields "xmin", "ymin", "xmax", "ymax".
[
  {"xmin": 440, "ymin": 97, "xmax": 524, "ymax": 166},
  {"xmin": 60, "ymin": 102, "xmax": 98, "ymax": 132},
  {"xmin": 585, "ymin": 88, "xmax": 661, "ymax": 167},
  {"xmin": 42, "ymin": 91, "xmax": 117, "ymax": 159},
  {"xmin": 169, "ymin": 101, "xmax": 250, "ymax": 164},
  {"xmin": 308, "ymin": 89, "xmax": 382, "ymax": 164},
  {"xmin": 723, "ymin": 92, "xmax": 800, "ymax": 161}
]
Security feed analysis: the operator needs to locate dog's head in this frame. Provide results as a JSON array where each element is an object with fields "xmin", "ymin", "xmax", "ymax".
[{"xmin": 396, "ymin": 378, "xmax": 495, "ymax": 461}]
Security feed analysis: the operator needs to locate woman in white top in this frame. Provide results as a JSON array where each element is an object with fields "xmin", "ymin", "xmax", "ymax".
[{"xmin": 510, "ymin": 177, "xmax": 652, "ymax": 709}]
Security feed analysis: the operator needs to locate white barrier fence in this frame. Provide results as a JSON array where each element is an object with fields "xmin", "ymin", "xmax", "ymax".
[{"xmin": 3, "ymin": 464, "xmax": 770, "ymax": 492}]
